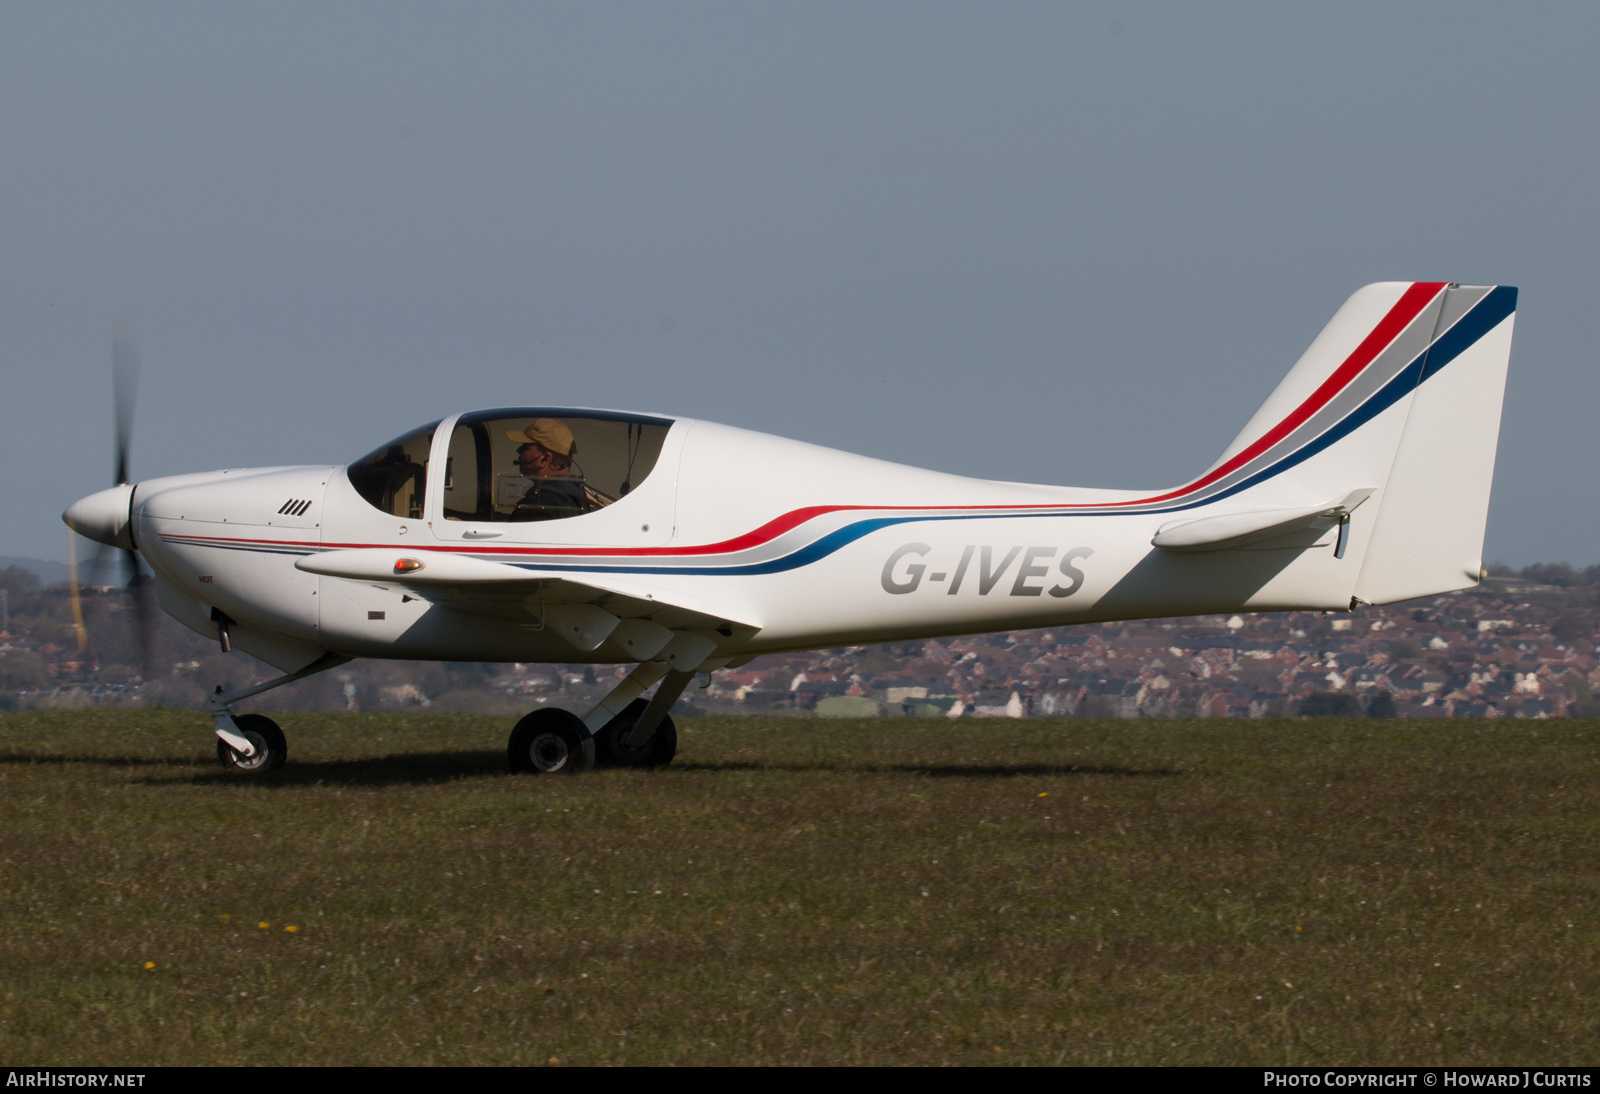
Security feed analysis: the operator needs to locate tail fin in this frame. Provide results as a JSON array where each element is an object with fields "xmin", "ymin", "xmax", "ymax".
[{"xmin": 1197, "ymin": 282, "xmax": 1516, "ymax": 605}]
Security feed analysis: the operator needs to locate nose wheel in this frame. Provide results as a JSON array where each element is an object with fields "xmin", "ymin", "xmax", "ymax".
[
  {"xmin": 508, "ymin": 708, "xmax": 596, "ymax": 774},
  {"xmin": 207, "ymin": 654, "xmax": 348, "ymax": 775},
  {"xmin": 216, "ymin": 713, "xmax": 287, "ymax": 773}
]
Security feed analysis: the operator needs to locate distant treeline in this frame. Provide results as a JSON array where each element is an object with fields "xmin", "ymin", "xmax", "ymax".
[{"xmin": 1485, "ymin": 562, "xmax": 1600, "ymax": 586}]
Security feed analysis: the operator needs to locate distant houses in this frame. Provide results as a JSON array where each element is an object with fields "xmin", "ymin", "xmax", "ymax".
[{"xmin": 3, "ymin": 564, "xmax": 1597, "ymax": 718}]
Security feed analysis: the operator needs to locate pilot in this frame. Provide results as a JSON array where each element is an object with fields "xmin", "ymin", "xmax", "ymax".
[{"xmin": 506, "ymin": 419, "xmax": 590, "ymax": 519}]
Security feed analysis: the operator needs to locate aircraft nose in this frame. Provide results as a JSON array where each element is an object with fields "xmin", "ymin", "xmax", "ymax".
[{"xmin": 63, "ymin": 483, "xmax": 137, "ymax": 550}]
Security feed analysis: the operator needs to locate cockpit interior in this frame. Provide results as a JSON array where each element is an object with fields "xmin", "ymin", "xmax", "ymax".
[{"xmin": 346, "ymin": 409, "xmax": 673, "ymax": 522}]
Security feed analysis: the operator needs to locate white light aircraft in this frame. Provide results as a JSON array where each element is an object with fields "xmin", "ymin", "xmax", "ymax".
[{"xmin": 64, "ymin": 282, "xmax": 1517, "ymax": 775}]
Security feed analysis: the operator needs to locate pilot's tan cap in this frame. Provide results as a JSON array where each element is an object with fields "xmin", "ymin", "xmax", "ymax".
[{"xmin": 507, "ymin": 418, "xmax": 576, "ymax": 457}]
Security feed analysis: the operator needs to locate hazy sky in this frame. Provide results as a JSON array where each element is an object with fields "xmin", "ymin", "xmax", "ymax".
[{"xmin": 4, "ymin": 3, "xmax": 1596, "ymax": 567}]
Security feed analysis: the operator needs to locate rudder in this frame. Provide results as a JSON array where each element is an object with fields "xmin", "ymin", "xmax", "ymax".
[{"xmin": 1351, "ymin": 286, "xmax": 1517, "ymax": 604}]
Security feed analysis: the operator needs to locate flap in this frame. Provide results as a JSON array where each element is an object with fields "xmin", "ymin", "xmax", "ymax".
[{"xmin": 1152, "ymin": 488, "xmax": 1375, "ymax": 553}]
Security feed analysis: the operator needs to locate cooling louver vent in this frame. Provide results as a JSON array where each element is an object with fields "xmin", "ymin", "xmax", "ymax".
[{"xmin": 277, "ymin": 499, "xmax": 313, "ymax": 517}]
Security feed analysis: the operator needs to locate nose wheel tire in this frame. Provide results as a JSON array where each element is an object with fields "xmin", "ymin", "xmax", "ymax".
[
  {"xmin": 216, "ymin": 714, "xmax": 288, "ymax": 773},
  {"xmin": 594, "ymin": 698, "xmax": 678, "ymax": 768},
  {"xmin": 508, "ymin": 708, "xmax": 596, "ymax": 775}
]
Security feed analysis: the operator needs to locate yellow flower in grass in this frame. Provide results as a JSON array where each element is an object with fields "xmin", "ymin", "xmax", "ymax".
[
  {"xmin": 258, "ymin": 921, "xmax": 270, "ymax": 929},
  {"xmin": 284, "ymin": 925, "xmax": 299, "ymax": 933},
  {"xmin": 143, "ymin": 962, "xmax": 156, "ymax": 970}
]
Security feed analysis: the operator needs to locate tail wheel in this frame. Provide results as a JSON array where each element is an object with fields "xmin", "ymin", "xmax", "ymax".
[
  {"xmin": 216, "ymin": 713, "xmax": 287, "ymax": 773},
  {"xmin": 508, "ymin": 708, "xmax": 595, "ymax": 775},
  {"xmin": 595, "ymin": 698, "xmax": 677, "ymax": 768}
]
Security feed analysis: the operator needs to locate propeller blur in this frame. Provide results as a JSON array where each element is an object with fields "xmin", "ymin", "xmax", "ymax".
[{"xmin": 63, "ymin": 323, "xmax": 157, "ymax": 678}]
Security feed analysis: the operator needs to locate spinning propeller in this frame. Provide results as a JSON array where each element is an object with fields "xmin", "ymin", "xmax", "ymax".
[{"xmin": 64, "ymin": 321, "xmax": 157, "ymax": 680}]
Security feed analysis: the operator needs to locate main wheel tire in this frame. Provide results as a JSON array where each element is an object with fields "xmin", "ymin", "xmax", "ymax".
[
  {"xmin": 507, "ymin": 708, "xmax": 596, "ymax": 775},
  {"xmin": 216, "ymin": 713, "xmax": 288, "ymax": 773},
  {"xmin": 594, "ymin": 698, "xmax": 677, "ymax": 768}
]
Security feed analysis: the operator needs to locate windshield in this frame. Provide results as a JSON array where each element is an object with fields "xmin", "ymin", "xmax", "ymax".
[
  {"xmin": 345, "ymin": 421, "xmax": 440, "ymax": 518},
  {"xmin": 441, "ymin": 408, "xmax": 672, "ymax": 523}
]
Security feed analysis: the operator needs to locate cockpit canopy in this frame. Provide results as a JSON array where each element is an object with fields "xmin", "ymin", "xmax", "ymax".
[
  {"xmin": 345, "ymin": 419, "xmax": 439, "ymax": 519},
  {"xmin": 346, "ymin": 409, "xmax": 674, "ymax": 522}
]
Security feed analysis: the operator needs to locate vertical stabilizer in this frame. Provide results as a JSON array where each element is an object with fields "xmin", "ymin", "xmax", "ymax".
[{"xmin": 1160, "ymin": 282, "xmax": 1516, "ymax": 613}]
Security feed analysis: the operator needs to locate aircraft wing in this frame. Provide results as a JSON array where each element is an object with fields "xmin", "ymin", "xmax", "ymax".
[
  {"xmin": 1151, "ymin": 488, "xmax": 1375, "ymax": 553},
  {"xmin": 296, "ymin": 548, "xmax": 758, "ymax": 662}
]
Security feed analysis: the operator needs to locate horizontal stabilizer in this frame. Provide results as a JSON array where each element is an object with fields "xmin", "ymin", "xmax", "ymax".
[{"xmin": 1152, "ymin": 489, "xmax": 1374, "ymax": 553}]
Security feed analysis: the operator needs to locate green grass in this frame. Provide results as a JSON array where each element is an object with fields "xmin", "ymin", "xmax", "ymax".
[{"xmin": 1, "ymin": 710, "xmax": 1598, "ymax": 1065}]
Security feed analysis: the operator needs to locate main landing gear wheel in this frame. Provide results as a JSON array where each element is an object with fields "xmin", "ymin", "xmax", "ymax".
[
  {"xmin": 508, "ymin": 708, "xmax": 596, "ymax": 775},
  {"xmin": 216, "ymin": 713, "xmax": 287, "ymax": 773},
  {"xmin": 594, "ymin": 698, "xmax": 677, "ymax": 768}
]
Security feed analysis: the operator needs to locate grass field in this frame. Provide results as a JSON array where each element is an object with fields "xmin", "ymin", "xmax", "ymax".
[{"xmin": 1, "ymin": 710, "xmax": 1597, "ymax": 1066}]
